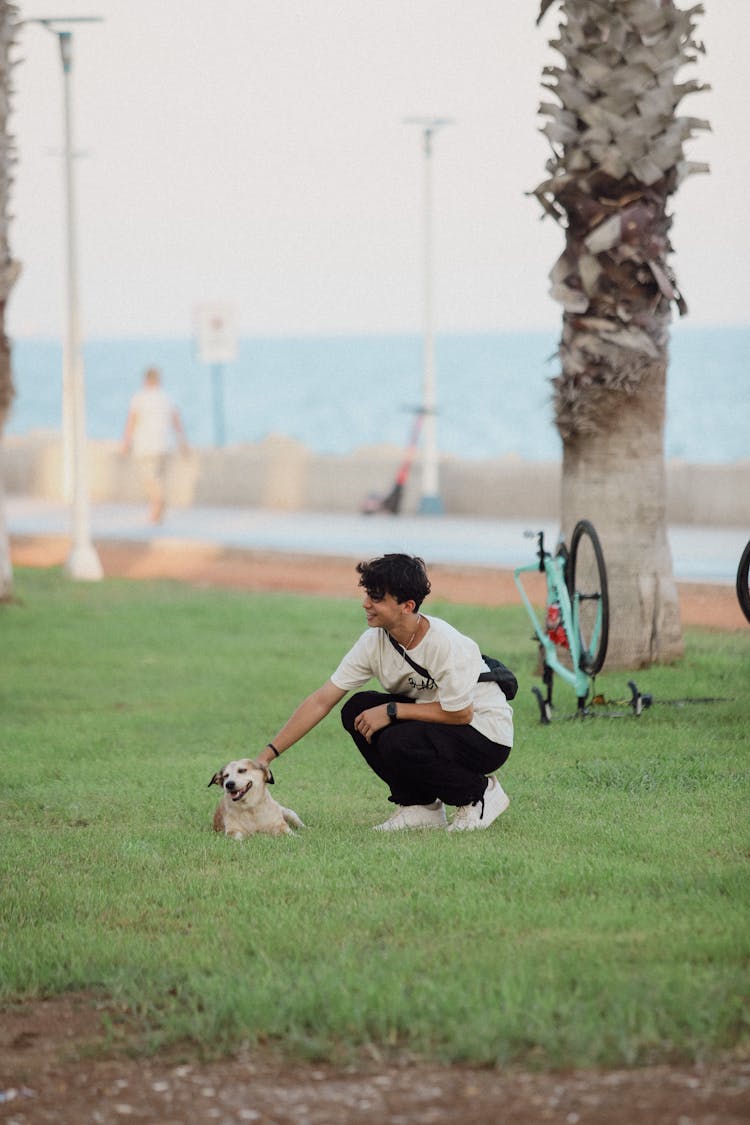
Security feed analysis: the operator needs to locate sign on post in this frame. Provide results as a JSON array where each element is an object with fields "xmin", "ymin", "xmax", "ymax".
[{"xmin": 193, "ymin": 303, "xmax": 239, "ymax": 446}]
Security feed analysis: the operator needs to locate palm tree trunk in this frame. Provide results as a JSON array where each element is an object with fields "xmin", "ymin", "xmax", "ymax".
[
  {"xmin": 561, "ymin": 358, "xmax": 682, "ymax": 667},
  {"xmin": 534, "ymin": 0, "xmax": 709, "ymax": 668},
  {"xmin": 0, "ymin": 0, "xmax": 19, "ymax": 601}
]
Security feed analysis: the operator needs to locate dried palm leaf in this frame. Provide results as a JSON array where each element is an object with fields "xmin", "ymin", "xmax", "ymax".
[{"xmin": 534, "ymin": 0, "xmax": 709, "ymax": 438}]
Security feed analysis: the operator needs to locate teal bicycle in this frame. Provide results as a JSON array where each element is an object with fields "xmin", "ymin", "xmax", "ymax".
[{"xmin": 514, "ymin": 519, "xmax": 611, "ymax": 723}]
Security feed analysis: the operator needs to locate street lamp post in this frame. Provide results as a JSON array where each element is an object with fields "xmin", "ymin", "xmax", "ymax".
[
  {"xmin": 29, "ymin": 17, "xmax": 103, "ymax": 580},
  {"xmin": 404, "ymin": 116, "xmax": 453, "ymax": 516}
]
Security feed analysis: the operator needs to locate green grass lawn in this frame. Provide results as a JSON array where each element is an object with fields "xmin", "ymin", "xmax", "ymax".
[{"xmin": 1, "ymin": 567, "xmax": 748, "ymax": 1068}]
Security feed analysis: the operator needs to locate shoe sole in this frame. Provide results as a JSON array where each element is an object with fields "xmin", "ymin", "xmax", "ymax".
[{"xmin": 373, "ymin": 820, "xmax": 447, "ymax": 832}]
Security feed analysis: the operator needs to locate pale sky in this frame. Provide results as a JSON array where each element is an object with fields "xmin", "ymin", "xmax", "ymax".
[{"xmin": 11, "ymin": 0, "xmax": 750, "ymax": 339}]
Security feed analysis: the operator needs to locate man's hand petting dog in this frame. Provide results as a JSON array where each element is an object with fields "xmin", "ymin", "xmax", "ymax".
[{"xmin": 208, "ymin": 758, "xmax": 305, "ymax": 840}]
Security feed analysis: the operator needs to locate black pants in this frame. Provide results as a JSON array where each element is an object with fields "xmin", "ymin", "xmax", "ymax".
[{"xmin": 341, "ymin": 691, "xmax": 511, "ymax": 808}]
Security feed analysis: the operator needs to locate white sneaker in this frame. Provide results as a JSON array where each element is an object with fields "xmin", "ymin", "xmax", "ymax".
[
  {"xmin": 373, "ymin": 801, "xmax": 448, "ymax": 832},
  {"xmin": 447, "ymin": 777, "xmax": 510, "ymax": 832}
]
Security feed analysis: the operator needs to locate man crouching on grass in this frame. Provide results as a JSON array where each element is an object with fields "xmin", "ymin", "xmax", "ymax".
[{"xmin": 257, "ymin": 553, "xmax": 513, "ymax": 832}]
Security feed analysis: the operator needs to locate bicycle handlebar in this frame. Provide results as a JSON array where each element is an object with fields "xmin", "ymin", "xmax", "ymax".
[{"xmin": 523, "ymin": 529, "xmax": 548, "ymax": 570}]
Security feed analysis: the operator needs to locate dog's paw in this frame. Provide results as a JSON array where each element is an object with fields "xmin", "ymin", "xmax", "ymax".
[{"xmin": 283, "ymin": 807, "xmax": 305, "ymax": 830}]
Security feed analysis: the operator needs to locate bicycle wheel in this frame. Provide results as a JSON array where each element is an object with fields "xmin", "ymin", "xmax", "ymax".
[
  {"xmin": 567, "ymin": 519, "xmax": 609, "ymax": 674},
  {"xmin": 736, "ymin": 540, "xmax": 750, "ymax": 624}
]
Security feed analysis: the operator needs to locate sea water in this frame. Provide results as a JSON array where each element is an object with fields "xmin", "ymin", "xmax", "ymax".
[{"xmin": 6, "ymin": 324, "xmax": 749, "ymax": 463}]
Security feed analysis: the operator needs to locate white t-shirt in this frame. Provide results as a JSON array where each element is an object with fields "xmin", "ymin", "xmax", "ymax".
[
  {"xmin": 331, "ymin": 615, "xmax": 513, "ymax": 746},
  {"xmin": 129, "ymin": 386, "xmax": 177, "ymax": 457}
]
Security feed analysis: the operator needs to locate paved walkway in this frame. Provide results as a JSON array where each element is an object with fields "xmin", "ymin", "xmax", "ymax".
[{"xmin": 6, "ymin": 497, "xmax": 746, "ymax": 585}]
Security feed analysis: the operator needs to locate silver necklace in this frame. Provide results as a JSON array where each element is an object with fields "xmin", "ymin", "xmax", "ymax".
[{"xmin": 401, "ymin": 613, "xmax": 422, "ymax": 651}]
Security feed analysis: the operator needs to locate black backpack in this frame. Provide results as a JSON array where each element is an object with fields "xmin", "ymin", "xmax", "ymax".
[{"xmin": 477, "ymin": 655, "xmax": 518, "ymax": 701}]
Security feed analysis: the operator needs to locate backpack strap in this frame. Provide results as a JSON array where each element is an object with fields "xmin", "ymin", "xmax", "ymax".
[
  {"xmin": 386, "ymin": 632, "xmax": 518, "ymax": 700},
  {"xmin": 386, "ymin": 631, "xmax": 432, "ymax": 679}
]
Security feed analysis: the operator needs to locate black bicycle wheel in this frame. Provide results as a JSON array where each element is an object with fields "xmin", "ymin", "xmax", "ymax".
[
  {"xmin": 567, "ymin": 519, "xmax": 609, "ymax": 674},
  {"xmin": 736, "ymin": 539, "xmax": 750, "ymax": 624}
]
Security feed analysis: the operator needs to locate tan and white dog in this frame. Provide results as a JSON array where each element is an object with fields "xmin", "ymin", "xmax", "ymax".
[{"xmin": 208, "ymin": 758, "xmax": 305, "ymax": 839}]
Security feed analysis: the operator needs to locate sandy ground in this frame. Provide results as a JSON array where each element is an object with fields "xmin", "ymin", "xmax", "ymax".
[
  {"xmin": 1, "ymin": 995, "xmax": 749, "ymax": 1125},
  {"xmin": 8, "ymin": 534, "xmax": 748, "ymax": 631},
  {"xmin": 4, "ymin": 536, "xmax": 749, "ymax": 1123}
]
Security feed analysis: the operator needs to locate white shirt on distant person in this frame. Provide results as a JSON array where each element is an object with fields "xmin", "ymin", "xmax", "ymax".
[{"xmin": 129, "ymin": 385, "xmax": 180, "ymax": 457}]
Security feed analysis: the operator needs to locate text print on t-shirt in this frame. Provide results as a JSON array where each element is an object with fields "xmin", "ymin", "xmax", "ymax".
[{"xmin": 408, "ymin": 672, "xmax": 436, "ymax": 693}]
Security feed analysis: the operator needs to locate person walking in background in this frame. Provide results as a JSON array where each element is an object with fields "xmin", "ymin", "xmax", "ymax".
[{"xmin": 121, "ymin": 366, "xmax": 189, "ymax": 524}]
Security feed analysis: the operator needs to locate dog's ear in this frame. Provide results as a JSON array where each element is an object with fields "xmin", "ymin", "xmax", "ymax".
[
  {"xmin": 208, "ymin": 770, "xmax": 223, "ymax": 788},
  {"xmin": 249, "ymin": 759, "xmax": 275, "ymax": 785}
]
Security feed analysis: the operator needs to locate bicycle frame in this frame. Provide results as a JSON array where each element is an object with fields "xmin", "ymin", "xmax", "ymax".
[
  {"xmin": 515, "ymin": 526, "xmax": 661, "ymax": 723},
  {"xmin": 513, "ymin": 532, "xmax": 592, "ymax": 708}
]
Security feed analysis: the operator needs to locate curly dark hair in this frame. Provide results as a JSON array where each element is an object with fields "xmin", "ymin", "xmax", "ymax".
[{"xmin": 356, "ymin": 554, "xmax": 431, "ymax": 610}]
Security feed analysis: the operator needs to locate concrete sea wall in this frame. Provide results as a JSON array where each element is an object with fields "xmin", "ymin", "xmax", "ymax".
[{"xmin": 2, "ymin": 432, "xmax": 748, "ymax": 526}]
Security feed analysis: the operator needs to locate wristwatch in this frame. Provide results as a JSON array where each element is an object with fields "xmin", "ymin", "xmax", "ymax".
[{"xmin": 386, "ymin": 701, "xmax": 398, "ymax": 723}]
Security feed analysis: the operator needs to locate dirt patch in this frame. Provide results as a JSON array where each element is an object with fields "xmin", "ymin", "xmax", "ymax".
[
  {"xmin": 9, "ymin": 534, "xmax": 748, "ymax": 631},
  {"xmin": 1, "ymin": 996, "xmax": 749, "ymax": 1125}
]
